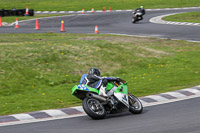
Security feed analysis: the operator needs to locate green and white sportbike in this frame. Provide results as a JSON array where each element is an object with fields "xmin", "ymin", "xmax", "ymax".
[{"xmin": 72, "ymin": 74, "xmax": 143, "ymax": 119}]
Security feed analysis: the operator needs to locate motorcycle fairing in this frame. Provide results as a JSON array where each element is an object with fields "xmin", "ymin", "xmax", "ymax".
[
  {"xmin": 72, "ymin": 84, "xmax": 99, "ymax": 100},
  {"xmin": 114, "ymin": 93, "xmax": 129, "ymax": 108}
]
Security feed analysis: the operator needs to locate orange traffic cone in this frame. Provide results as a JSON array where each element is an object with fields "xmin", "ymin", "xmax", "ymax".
[
  {"xmin": 91, "ymin": 8, "xmax": 94, "ymax": 13},
  {"xmin": 60, "ymin": 20, "xmax": 65, "ymax": 32},
  {"xmin": 15, "ymin": 18, "xmax": 19, "ymax": 28},
  {"xmin": 0, "ymin": 17, "xmax": 2, "ymax": 27},
  {"xmin": 35, "ymin": 19, "xmax": 40, "ymax": 30},
  {"xmin": 82, "ymin": 9, "xmax": 85, "ymax": 14},
  {"xmin": 94, "ymin": 25, "xmax": 99, "ymax": 34},
  {"xmin": 25, "ymin": 6, "xmax": 29, "ymax": 16},
  {"xmin": 109, "ymin": 7, "xmax": 112, "ymax": 12}
]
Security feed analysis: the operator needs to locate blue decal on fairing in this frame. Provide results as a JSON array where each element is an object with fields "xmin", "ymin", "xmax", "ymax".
[
  {"xmin": 122, "ymin": 95, "xmax": 127, "ymax": 101},
  {"xmin": 77, "ymin": 85, "xmax": 89, "ymax": 91},
  {"xmin": 104, "ymin": 77, "xmax": 116, "ymax": 80},
  {"xmin": 94, "ymin": 79, "xmax": 102, "ymax": 89}
]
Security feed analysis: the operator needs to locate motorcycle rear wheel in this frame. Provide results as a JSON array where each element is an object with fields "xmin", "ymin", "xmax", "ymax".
[
  {"xmin": 128, "ymin": 93, "xmax": 143, "ymax": 114},
  {"xmin": 82, "ymin": 97, "xmax": 106, "ymax": 119}
]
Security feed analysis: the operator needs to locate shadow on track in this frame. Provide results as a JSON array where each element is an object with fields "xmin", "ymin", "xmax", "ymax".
[{"xmin": 82, "ymin": 109, "xmax": 149, "ymax": 120}]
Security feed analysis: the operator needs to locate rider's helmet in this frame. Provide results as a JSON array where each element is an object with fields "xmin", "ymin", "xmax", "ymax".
[
  {"xmin": 140, "ymin": 6, "xmax": 144, "ymax": 8},
  {"xmin": 89, "ymin": 68, "xmax": 101, "ymax": 76}
]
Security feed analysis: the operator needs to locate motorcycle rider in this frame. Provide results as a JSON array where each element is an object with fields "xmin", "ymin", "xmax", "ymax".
[
  {"xmin": 133, "ymin": 6, "xmax": 145, "ymax": 20},
  {"xmin": 83, "ymin": 68, "xmax": 119, "ymax": 97}
]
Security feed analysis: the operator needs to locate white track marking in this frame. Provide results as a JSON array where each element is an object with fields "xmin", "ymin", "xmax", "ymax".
[
  {"xmin": 149, "ymin": 12, "xmax": 200, "ymax": 26},
  {"xmin": 10, "ymin": 114, "xmax": 35, "ymax": 120},
  {"xmin": 41, "ymin": 110, "xmax": 66, "ymax": 117},
  {"xmin": 145, "ymin": 95, "xmax": 169, "ymax": 101}
]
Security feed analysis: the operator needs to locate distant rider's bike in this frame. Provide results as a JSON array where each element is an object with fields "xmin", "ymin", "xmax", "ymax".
[
  {"xmin": 132, "ymin": 12, "xmax": 143, "ymax": 23},
  {"xmin": 72, "ymin": 74, "xmax": 143, "ymax": 119}
]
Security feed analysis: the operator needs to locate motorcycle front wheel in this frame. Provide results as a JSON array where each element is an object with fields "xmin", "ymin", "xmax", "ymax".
[
  {"xmin": 132, "ymin": 18, "xmax": 137, "ymax": 23},
  {"xmin": 82, "ymin": 97, "xmax": 106, "ymax": 119},
  {"xmin": 128, "ymin": 93, "xmax": 143, "ymax": 114}
]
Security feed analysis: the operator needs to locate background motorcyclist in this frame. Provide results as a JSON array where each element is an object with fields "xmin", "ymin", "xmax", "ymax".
[
  {"xmin": 83, "ymin": 68, "xmax": 119, "ymax": 97},
  {"xmin": 133, "ymin": 6, "xmax": 145, "ymax": 20},
  {"xmin": 133, "ymin": 6, "xmax": 145, "ymax": 15}
]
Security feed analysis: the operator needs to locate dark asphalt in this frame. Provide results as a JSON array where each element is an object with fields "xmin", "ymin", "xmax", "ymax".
[
  {"xmin": 0, "ymin": 9, "xmax": 200, "ymax": 41},
  {"xmin": 1, "ymin": 97, "xmax": 200, "ymax": 133}
]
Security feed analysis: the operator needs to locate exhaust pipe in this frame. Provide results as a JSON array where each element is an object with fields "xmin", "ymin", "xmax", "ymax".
[{"xmin": 88, "ymin": 93, "xmax": 107, "ymax": 102}]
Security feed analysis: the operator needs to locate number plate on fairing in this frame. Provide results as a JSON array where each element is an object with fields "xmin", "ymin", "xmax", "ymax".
[{"xmin": 114, "ymin": 93, "xmax": 129, "ymax": 108}]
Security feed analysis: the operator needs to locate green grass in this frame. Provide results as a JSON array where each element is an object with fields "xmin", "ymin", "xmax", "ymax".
[
  {"xmin": 0, "ymin": 33, "xmax": 200, "ymax": 115},
  {"xmin": 1, "ymin": 0, "xmax": 200, "ymax": 11},
  {"xmin": 163, "ymin": 11, "xmax": 200, "ymax": 23},
  {"xmin": 1, "ymin": 14, "xmax": 69, "ymax": 23}
]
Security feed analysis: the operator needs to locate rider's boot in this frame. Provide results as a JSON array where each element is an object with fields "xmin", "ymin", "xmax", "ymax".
[{"xmin": 99, "ymin": 86, "xmax": 108, "ymax": 97}]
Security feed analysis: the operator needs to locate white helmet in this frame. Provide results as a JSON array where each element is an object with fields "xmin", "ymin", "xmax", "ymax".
[{"xmin": 140, "ymin": 6, "xmax": 144, "ymax": 8}]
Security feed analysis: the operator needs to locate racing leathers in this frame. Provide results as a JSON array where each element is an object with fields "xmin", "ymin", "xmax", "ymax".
[{"xmin": 83, "ymin": 74, "xmax": 118, "ymax": 97}]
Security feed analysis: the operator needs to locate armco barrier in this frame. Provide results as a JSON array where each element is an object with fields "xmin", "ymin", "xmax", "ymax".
[{"xmin": 0, "ymin": 8, "xmax": 34, "ymax": 17}]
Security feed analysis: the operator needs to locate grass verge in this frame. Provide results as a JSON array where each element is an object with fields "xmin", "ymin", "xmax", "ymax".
[
  {"xmin": 163, "ymin": 11, "xmax": 200, "ymax": 23},
  {"xmin": 0, "ymin": 33, "xmax": 200, "ymax": 115},
  {"xmin": 1, "ymin": 0, "xmax": 200, "ymax": 11},
  {"xmin": 1, "ymin": 14, "xmax": 69, "ymax": 24}
]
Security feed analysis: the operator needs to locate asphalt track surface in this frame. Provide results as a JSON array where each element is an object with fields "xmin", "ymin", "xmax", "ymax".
[
  {"xmin": 0, "ymin": 8, "xmax": 200, "ymax": 42},
  {"xmin": 0, "ymin": 97, "xmax": 200, "ymax": 133}
]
